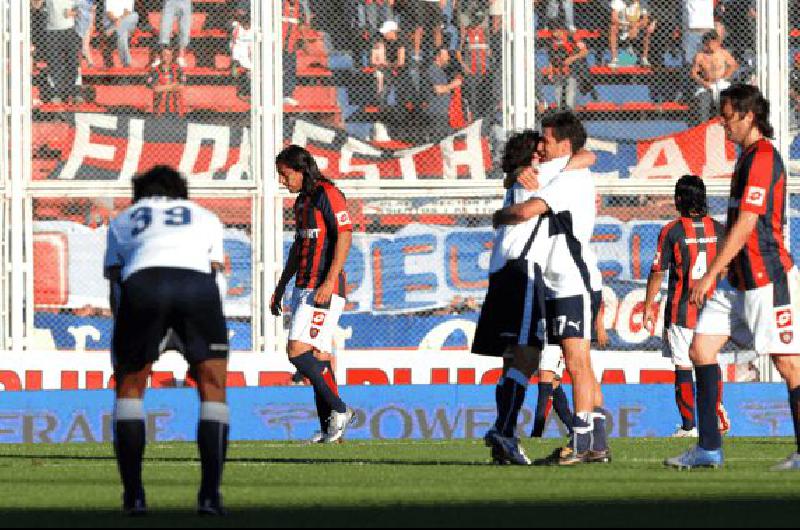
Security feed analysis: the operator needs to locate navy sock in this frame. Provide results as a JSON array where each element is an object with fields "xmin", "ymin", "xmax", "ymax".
[
  {"xmin": 695, "ymin": 364, "xmax": 722, "ymax": 451},
  {"xmin": 592, "ymin": 407, "xmax": 609, "ymax": 452},
  {"xmin": 197, "ymin": 403, "xmax": 230, "ymax": 502},
  {"xmin": 552, "ymin": 385, "xmax": 574, "ymax": 435},
  {"xmin": 494, "ymin": 369, "xmax": 528, "ymax": 437},
  {"xmin": 570, "ymin": 412, "xmax": 593, "ymax": 453},
  {"xmin": 314, "ymin": 361, "xmax": 335, "ymax": 431},
  {"xmin": 675, "ymin": 369, "xmax": 696, "ymax": 430},
  {"xmin": 790, "ymin": 386, "xmax": 800, "ymax": 453},
  {"xmin": 291, "ymin": 352, "xmax": 346, "ymax": 414},
  {"xmin": 114, "ymin": 420, "xmax": 146, "ymax": 497},
  {"xmin": 531, "ymin": 383, "xmax": 554, "ymax": 437}
]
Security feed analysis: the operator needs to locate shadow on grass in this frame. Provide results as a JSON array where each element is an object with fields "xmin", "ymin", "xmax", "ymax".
[{"xmin": 2, "ymin": 499, "xmax": 800, "ymax": 528}]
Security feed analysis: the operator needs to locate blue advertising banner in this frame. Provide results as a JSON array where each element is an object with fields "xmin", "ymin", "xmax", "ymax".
[{"xmin": 0, "ymin": 384, "xmax": 791, "ymax": 444}]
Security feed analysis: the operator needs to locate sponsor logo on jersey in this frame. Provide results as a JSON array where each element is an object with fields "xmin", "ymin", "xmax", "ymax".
[
  {"xmin": 299, "ymin": 229, "xmax": 321, "ymax": 239},
  {"xmin": 312, "ymin": 311, "xmax": 326, "ymax": 326},
  {"xmin": 336, "ymin": 211, "xmax": 351, "ymax": 227},
  {"xmin": 776, "ymin": 308, "xmax": 793, "ymax": 329},
  {"xmin": 745, "ymin": 186, "xmax": 766, "ymax": 207}
]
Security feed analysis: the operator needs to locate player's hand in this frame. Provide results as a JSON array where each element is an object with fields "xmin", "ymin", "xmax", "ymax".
[
  {"xmin": 517, "ymin": 166, "xmax": 540, "ymax": 191},
  {"xmin": 270, "ymin": 291, "xmax": 283, "ymax": 316},
  {"xmin": 491, "ymin": 209, "xmax": 503, "ymax": 229},
  {"xmin": 314, "ymin": 281, "xmax": 334, "ymax": 307},
  {"xmin": 690, "ymin": 273, "xmax": 714, "ymax": 307},
  {"xmin": 644, "ymin": 303, "xmax": 658, "ymax": 334}
]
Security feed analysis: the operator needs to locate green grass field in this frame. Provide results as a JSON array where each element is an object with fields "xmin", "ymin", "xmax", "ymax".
[{"xmin": 0, "ymin": 438, "xmax": 799, "ymax": 528}]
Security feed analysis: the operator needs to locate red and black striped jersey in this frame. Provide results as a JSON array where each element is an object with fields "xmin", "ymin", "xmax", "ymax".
[
  {"xmin": 727, "ymin": 139, "xmax": 794, "ymax": 290},
  {"xmin": 147, "ymin": 63, "xmax": 185, "ymax": 116},
  {"xmin": 651, "ymin": 216, "xmax": 725, "ymax": 329},
  {"xmin": 463, "ymin": 26, "xmax": 489, "ymax": 76},
  {"xmin": 293, "ymin": 180, "xmax": 353, "ymax": 292}
]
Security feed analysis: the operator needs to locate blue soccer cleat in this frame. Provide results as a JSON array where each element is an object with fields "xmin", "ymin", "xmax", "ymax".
[
  {"xmin": 484, "ymin": 429, "xmax": 530, "ymax": 465},
  {"xmin": 664, "ymin": 446, "xmax": 724, "ymax": 470}
]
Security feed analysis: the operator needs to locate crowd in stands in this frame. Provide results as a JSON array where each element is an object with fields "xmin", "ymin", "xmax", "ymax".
[{"xmin": 31, "ymin": 0, "xmax": 252, "ymax": 114}]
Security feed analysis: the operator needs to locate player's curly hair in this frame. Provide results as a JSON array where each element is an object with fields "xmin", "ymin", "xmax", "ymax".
[
  {"xmin": 720, "ymin": 84, "xmax": 775, "ymax": 139},
  {"xmin": 276, "ymin": 145, "xmax": 333, "ymax": 194},
  {"xmin": 132, "ymin": 165, "xmax": 189, "ymax": 203},
  {"xmin": 675, "ymin": 174, "xmax": 708, "ymax": 217},
  {"xmin": 501, "ymin": 130, "xmax": 541, "ymax": 175}
]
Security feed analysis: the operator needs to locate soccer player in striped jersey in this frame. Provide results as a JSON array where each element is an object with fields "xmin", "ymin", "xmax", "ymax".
[
  {"xmin": 666, "ymin": 84, "xmax": 800, "ymax": 471},
  {"xmin": 272, "ymin": 145, "xmax": 354, "ymax": 444},
  {"xmin": 644, "ymin": 175, "xmax": 731, "ymax": 438}
]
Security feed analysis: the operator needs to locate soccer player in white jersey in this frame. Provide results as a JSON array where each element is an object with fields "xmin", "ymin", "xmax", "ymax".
[
  {"xmin": 493, "ymin": 111, "xmax": 608, "ymax": 466},
  {"xmin": 104, "ymin": 166, "xmax": 229, "ymax": 516},
  {"xmin": 473, "ymin": 130, "xmax": 594, "ymax": 465}
]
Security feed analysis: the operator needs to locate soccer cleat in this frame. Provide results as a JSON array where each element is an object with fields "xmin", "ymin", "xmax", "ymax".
[
  {"xmin": 718, "ymin": 404, "xmax": 731, "ymax": 436},
  {"xmin": 484, "ymin": 429, "xmax": 529, "ymax": 465},
  {"xmin": 584, "ymin": 449, "xmax": 612, "ymax": 464},
  {"xmin": 490, "ymin": 446, "xmax": 509, "ymax": 465},
  {"xmin": 664, "ymin": 446, "xmax": 724, "ymax": 470},
  {"xmin": 309, "ymin": 431, "xmax": 326, "ymax": 444},
  {"xmin": 122, "ymin": 491, "xmax": 147, "ymax": 517},
  {"xmin": 772, "ymin": 453, "xmax": 800, "ymax": 471},
  {"xmin": 533, "ymin": 446, "xmax": 585, "ymax": 466},
  {"xmin": 197, "ymin": 493, "xmax": 226, "ymax": 516},
  {"xmin": 671, "ymin": 426, "xmax": 699, "ymax": 438},
  {"xmin": 323, "ymin": 407, "xmax": 355, "ymax": 443}
]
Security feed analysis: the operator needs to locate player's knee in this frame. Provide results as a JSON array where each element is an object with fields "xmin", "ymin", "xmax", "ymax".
[
  {"xmin": 194, "ymin": 362, "xmax": 227, "ymax": 402},
  {"xmin": 772, "ymin": 355, "xmax": 800, "ymax": 388}
]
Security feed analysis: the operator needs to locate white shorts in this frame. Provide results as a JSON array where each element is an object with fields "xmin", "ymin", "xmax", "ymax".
[
  {"xmin": 662, "ymin": 326, "xmax": 694, "ymax": 367},
  {"xmin": 695, "ymin": 268, "xmax": 800, "ymax": 356},
  {"xmin": 288, "ymin": 288, "xmax": 346, "ymax": 354},
  {"xmin": 538, "ymin": 344, "xmax": 565, "ymax": 378}
]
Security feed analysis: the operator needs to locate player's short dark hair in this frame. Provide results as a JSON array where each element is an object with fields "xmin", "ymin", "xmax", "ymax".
[
  {"xmin": 540, "ymin": 111, "xmax": 587, "ymax": 153},
  {"xmin": 702, "ymin": 30, "xmax": 720, "ymax": 44},
  {"xmin": 719, "ymin": 83, "xmax": 775, "ymax": 138},
  {"xmin": 502, "ymin": 130, "xmax": 541, "ymax": 175},
  {"xmin": 276, "ymin": 144, "xmax": 331, "ymax": 194},
  {"xmin": 675, "ymin": 174, "xmax": 707, "ymax": 217},
  {"xmin": 133, "ymin": 165, "xmax": 189, "ymax": 203}
]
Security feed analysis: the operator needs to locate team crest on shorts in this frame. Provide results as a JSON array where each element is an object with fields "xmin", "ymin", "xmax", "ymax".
[
  {"xmin": 781, "ymin": 331, "xmax": 794, "ymax": 345},
  {"xmin": 310, "ymin": 327, "xmax": 320, "ymax": 339},
  {"xmin": 776, "ymin": 308, "xmax": 793, "ymax": 329},
  {"xmin": 312, "ymin": 311, "xmax": 326, "ymax": 326}
]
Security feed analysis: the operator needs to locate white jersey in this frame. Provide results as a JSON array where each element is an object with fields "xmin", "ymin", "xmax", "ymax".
[
  {"xmin": 488, "ymin": 156, "xmax": 570, "ymax": 275},
  {"xmin": 533, "ymin": 167, "xmax": 601, "ymax": 297},
  {"xmin": 104, "ymin": 197, "xmax": 224, "ymax": 281}
]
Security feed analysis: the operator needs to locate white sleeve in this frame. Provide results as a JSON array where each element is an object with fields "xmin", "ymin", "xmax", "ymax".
[
  {"xmin": 533, "ymin": 175, "xmax": 572, "ymax": 214},
  {"xmin": 209, "ymin": 215, "xmax": 225, "ymax": 265},
  {"xmin": 103, "ymin": 225, "xmax": 122, "ymax": 278}
]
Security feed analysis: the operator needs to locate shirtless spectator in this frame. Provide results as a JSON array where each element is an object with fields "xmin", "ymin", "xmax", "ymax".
[{"xmin": 688, "ymin": 30, "xmax": 737, "ymax": 126}]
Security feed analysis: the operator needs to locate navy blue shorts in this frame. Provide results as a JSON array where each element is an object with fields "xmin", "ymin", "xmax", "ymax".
[
  {"xmin": 546, "ymin": 290, "xmax": 602, "ymax": 343},
  {"xmin": 112, "ymin": 267, "xmax": 229, "ymax": 374}
]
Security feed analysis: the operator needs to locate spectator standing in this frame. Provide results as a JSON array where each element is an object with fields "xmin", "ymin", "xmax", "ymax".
[
  {"xmin": 457, "ymin": 4, "xmax": 493, "ymax": 120},
  {"xmin": 148, "ymin": 46, "xmax": 186, "ymax": 116},
  {"xmin": 33, "ymin": 0, "xmax": 82, "ymax": 103},
  {"xmin": 103, "ymin": 0, "xmax": 140, "ymax": 67},
  {"xmin": 231, "ymin": 9, "xmax": 254, "ymax": 101},
  {"xmin": 160, "ymin": 0, "xmax": 192, "ymax": 67},
  {"xmin": 370, "ymin": 20, "xmax": 406, "ymax": 107},
  {"xmin": 683, "ymin": 0, "xmax": 715, "ymax": 65},
  {"xmin": 426, "ymin": 47, "xmax": 461, "ymax": 139},
  {"xmin": 283, "ymin": 0, "xmax": 303, "ymax": 107},
  {"xmin": 546, "ymin": 20, "xmax": 594, "ymax": 110},
  {"xmin": 688, "ymin": 30, "xmax": 737, "ymax": 126},
  {"xmin": 545, "ymin": 0, "xmax": 575, "ymax": 33},
  {"xmin": 74, "ymin": 0, "xmax": 97, "ymax": 67},
  {"xmin": 608, "ymin": 0, "xmax": 651, "ymax": 68}
]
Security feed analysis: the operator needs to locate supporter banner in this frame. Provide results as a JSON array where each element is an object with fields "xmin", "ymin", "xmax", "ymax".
[
  {"xmin": 292, "ymin": 119, "xmax": 742, "ymax": 182},
  {"xmin": 0, "ymin": 350, "xmax": 748, "ymax": 392},
  {"xmin": 0, "ymin": 384, "xmax": 791, "ymax": 443},
  {"xmin": 32, "ymin": 113, "xmax": 251, "ymax": 181}
]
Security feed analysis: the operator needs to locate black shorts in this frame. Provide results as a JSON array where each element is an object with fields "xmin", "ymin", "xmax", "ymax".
[
  {"xmin": 546, "ymin": 290, "xmax": 602, "ymax": 343},
  {"xmin": 112, "ymin": 267, "xmax": 229, "ymax": 374}
]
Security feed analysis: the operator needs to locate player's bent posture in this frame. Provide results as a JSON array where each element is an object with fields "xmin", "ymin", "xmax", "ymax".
[
  {"xmin": 493, "ymin": 112, "xmax": 609, "ymax": 466},
  {"xmin": 104, "ymin": 166, "xmax": 230, "ymax": 516},
  {"xmin": 474, "ymin": 126, "xmax": 595, "ymax": 465},
  {"xmin": 665, "ymin": 84, "xmax": 800, "ymax": 471},
  {"xmin": 644, "ymin": 175, "xmax": 731, "ymax": 438},
  {"xmin": 272, "ymin": 145, "xmax": 354, "ymax": 444}
]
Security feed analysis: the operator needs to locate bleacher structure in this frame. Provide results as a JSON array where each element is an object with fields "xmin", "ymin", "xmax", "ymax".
[{"xmin": 0, "ymin": 0, "xmax": 799, "ymax": 388}]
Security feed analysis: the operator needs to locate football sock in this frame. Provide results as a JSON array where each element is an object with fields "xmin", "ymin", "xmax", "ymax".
[
  {"xmin": 571, "ymin": 411, "xmax": 594, "ymax": 454},
  {"xmin": 197, "ymin": 402, "xmax": 230, "ymax": 502},
  {"xmin": 315, "ymin": 361, "xmax": 338, "ymax": 432},
  {"xmin": 113, "ymin": 399, "xmax": 146, "ymax": 499},
  {"xmin": 552, "ymin": 385, "xmax": 574, "ymax": 435},
  {"xmin": 695, "ymin": 364, "xmax": 722, "ymax": 451},
  {"xmin": 790, "ymin": 386, "xmax": 800, "ymax": 453},
  {"xmin": 675, "ymin": 368, "xmax": 696, "ymax": 431},
  {"xmin": 494, "ymin": 368, "xmax": 528, "ymax": 438},
  {"xmin": 592, "ymin": 407, "xmax": 609, "ymax": 452},
  {"xmin": 290, "ymin": 351, "xmax": 346, "ymax": 414},
  {"xmin": 531, "ymin": 382, "xmax": 554, "ymax": 437}
]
